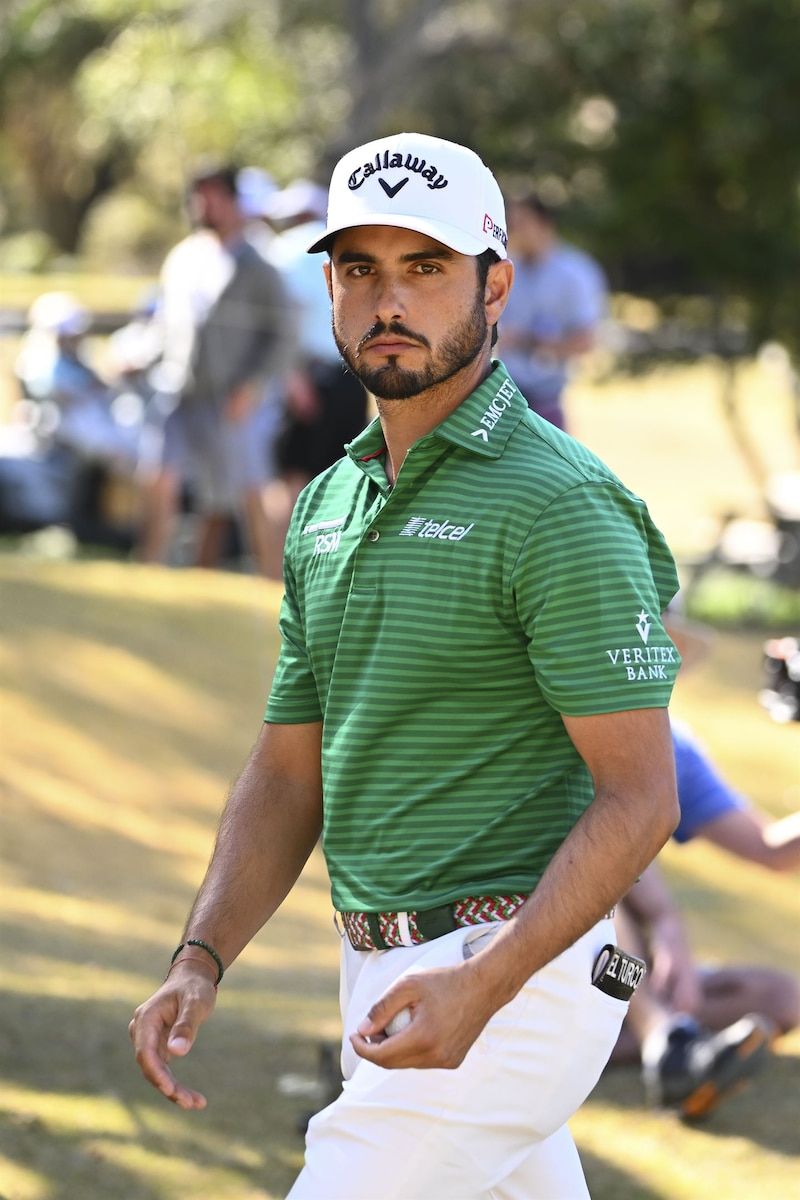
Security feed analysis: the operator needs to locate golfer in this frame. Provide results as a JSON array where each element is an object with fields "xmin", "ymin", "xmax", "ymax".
[{"xmin": 130, "ymin": 132, "xmax": 681, "ymax": 1199}]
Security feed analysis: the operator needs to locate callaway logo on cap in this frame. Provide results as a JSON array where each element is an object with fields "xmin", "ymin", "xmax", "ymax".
[{"xmin": 307, "ymin": 132, "xmax": 508, "ymax": 259}]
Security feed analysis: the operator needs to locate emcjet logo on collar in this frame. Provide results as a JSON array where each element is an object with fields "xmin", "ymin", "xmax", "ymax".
[
  {"xmin": 471, "ymin": 376, "xmax": 516, "ymax": 441},
  {"xmin": 348, "ymin": 149, "xmax": 449, "ymax": 194}
]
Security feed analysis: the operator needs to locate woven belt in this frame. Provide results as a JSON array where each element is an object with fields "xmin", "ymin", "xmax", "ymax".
[{"xmin": 339, "ymin": 893, "xmax": 529, "ymax": 951}]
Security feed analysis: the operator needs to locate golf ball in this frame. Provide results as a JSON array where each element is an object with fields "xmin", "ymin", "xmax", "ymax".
[{"xmin": 385, "ymin": 1007, "xmax": 412, "ymax": 1036}]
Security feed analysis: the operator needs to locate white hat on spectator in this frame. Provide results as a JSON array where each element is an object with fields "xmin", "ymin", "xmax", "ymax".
[
  {"xmin": 27, "ymin": 292, "xmax": 91, "ymax": 337},
  {"xmin": 267, "ymin": 179, "xmax": 329, "ymax": 223}
]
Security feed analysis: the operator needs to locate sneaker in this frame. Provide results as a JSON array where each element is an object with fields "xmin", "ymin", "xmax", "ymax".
[{"xmin": 642, "ymin": 1012, "xmax": 774, "ymax": 1120}]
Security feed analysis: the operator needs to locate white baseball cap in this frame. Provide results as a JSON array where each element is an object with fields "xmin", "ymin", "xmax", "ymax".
[{"xmin": 307, "ymin": 132, "xmax": 508, "ymax": 259}]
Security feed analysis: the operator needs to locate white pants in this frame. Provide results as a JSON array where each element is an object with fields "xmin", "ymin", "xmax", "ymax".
[{"xmin": 288, "ymin": 917, "xmax": 625, "ymax": 1200}]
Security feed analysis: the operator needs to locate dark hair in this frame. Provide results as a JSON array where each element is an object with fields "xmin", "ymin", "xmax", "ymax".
[
  {"xmin": 477, "ymin": 247, "xmax": 501, "ymax": 348},
  {"xmin": 188, "ymin": 163, "xmax": 240, "ymax": 197}
]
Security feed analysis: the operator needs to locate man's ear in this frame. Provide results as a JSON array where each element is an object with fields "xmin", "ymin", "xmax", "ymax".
[
  {"xmin": 323, "ymin": 259, "xmax": 333, "ymax": 300},
  {"xmin": 485, "ymin": 259, "xmax": 514, "ymax": 326}
]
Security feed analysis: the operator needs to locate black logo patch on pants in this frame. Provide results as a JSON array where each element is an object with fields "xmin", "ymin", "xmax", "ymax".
[{"xmin": 591, "ymin": 944, "xmax": 646, "ymax": 1001}]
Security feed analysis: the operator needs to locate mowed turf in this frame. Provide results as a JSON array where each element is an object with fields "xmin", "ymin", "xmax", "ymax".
[{"xmin": 1, "ymin": 358, "xmax": 799, "ymax": 1199}]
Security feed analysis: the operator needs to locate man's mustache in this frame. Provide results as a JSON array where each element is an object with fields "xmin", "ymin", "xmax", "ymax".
[{"xmin": 355, "ymin": 322, "xmax": 431, "ymax": 356}]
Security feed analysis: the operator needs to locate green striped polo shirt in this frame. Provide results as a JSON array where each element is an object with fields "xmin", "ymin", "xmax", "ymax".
[{"xmin": 266, "ymin": 362, "xmax": 680, "ymax": 912}]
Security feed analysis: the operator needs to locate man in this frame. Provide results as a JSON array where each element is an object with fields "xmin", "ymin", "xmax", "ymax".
[
  {"xmin": 130, "ymin": 133, "xmax": 680, "ymax": 1199},
  {"xmin": 497, "ymin": 194, "xmax": 606, "ymax": 430},
  {"xmin": 137, "ymin": 164, "xmax": 291, "ymax": 573},
  {"xmin": 610, "ymin": 720, "xmax": 800, "ymax": 1118}
]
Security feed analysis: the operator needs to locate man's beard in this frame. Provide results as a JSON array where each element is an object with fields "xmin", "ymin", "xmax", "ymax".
[{"xmin": 333, "ymin": 290, "xmax": 487, "ymax": 400}]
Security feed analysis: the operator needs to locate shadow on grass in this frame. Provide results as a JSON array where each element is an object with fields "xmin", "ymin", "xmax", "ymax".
[
  {"xmin": 580, "ymin": 1147, "xmax": 664, "ymax": 1200},
  {"xmin": 0, "ymin": 989, "xmax": 316, "ymax": 1199},
  {"xmin": 0, "ymin": 570, "xmax": 277, "ymax": 778},
  {"xmin": 592, "ymin": 1052, "xmax": 800, "ymax": 1158}
]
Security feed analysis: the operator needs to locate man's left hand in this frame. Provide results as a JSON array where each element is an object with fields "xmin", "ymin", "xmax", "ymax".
[{"xmin": 350, "ymin": 963, "xmax": 493, "ymax": 1070}]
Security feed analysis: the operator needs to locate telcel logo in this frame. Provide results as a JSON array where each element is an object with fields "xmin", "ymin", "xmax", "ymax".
[{"xmin": 400, "ymin": 516, "xmax": 475, "ymax": 541}]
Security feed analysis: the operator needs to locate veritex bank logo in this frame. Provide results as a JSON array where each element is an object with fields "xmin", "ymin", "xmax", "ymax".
[
  {"xmin": 605, "ymin": 611, "xmax": 679, "ymax": 681},
  {"xmin": 399, "ymin": 516, "xmax": 475, "ymax": 542}
]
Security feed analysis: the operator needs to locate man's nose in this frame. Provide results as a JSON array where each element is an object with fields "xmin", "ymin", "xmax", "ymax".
[{"xmin": 373, "ymin": 275, "xmax": 407, "ymax": 325}]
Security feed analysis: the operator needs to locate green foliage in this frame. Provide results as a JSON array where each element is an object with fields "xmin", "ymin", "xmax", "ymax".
[
  {"xmin": 78, "ymin": 190, "xmax": 185, "ymax": 270},
  {"xmin": 0, "ymin": 0, "xmax": 339, "ymax": 253},
  {"xmin": 0, "ymin": 0, "xmax": 133, "ymax": 251},
  {"xmin": 0, "ymin": 229, "xmax": 59, "ymax": 272},
  {"xmin": 686, "ymin": 567, "xmax": 800, "ymax": 630},
  {"xmin": 414, "ymin": 0, "xmax": 800, "ymax": 356},
  {"xmin": 3, "ymin": 0, "xmax": 800, "ymax": 363}
]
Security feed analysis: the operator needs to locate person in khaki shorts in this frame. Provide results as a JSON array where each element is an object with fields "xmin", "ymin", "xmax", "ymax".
[{"xmin": 129, "ymin": 133, "xmax": 682, "ymax": 1199}]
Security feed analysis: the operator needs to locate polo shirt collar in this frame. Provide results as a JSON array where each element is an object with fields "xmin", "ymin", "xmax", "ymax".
[
  {"xmin": 433, "ymin": 361, "xmax": 526, "ymax": 458},
  {"xmin": 345, "ymin": 360, "xmax": 526, "ymax": 468}
]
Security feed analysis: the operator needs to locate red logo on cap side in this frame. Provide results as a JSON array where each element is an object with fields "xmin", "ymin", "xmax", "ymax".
[{"xmin": 483, "ymin": 213, "xmax": 508, "ymax": 249}]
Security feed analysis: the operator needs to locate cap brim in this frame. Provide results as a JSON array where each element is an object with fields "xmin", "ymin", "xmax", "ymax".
[{"xmin": 307, "ymin": 213, "xmax": 505, "ymax": 257}]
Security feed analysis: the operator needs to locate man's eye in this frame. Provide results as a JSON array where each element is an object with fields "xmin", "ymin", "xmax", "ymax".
[{"xmin": 347, "ymin": 264, "xmax": 372, "ymax": 277}]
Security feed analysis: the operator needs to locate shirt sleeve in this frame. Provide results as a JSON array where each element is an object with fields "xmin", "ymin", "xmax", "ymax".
[
  {"xmin": 512, "ymin": 481, "xmax": 681, "ymax": 715},
  {"xmin": 671, "ymin": 720, "xmax": 749, "ymax": 842},
  {"xmin": 264, "ymin": 538, "xmax": 323, "ymax": 725}
]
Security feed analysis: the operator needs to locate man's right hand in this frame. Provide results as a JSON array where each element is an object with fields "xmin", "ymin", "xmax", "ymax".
[{"xmin": 128, "ymin": 962, "xmax": 217, "ymax": 1109}]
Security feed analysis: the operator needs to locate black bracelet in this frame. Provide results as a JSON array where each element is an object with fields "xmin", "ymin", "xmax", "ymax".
[{"xmin": 171, "ymin": 938, "xmax": 225, "ymax": 986}]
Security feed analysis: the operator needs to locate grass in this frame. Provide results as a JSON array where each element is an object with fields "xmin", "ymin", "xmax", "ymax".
[
  {"xmin": 0, "ymin": 562, "xmax": 335, "ymax": 1200},
  {"xmin": 569, "ymin": 356, "xmax": 800, "ymax": 562},
  {"xmin": 1, "ymin": 558, "xmax": 798, "ymax": 1200},
  {"xmin": 0, "ymin": 357, "xmax": 799, "ymax": 1198}
]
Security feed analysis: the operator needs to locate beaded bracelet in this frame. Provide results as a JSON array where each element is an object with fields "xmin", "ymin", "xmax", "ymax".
[
  {"xmin": 165, "ymin": 954, "xmax": 219, "ymax": 991},
  {"xmin": 171, "ymin": 938, "xmax": 225, "ymax": 986}
]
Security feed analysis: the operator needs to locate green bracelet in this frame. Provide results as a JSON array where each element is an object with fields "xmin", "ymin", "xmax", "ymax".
[{"xmin": 171, "ymin": 938, "xmax": 225, "ymax": 986}]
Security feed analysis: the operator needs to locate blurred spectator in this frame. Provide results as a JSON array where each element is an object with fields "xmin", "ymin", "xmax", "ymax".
[
  {"xmin": 137, "ymin": 164, "xmax": 291, "ymax": 575},
  {"xmin": 497, "ymin": 195, "xmax": 606, "ymax": 430},
  {"xmin": 264, "ymin": 179, "xmax": 368, "ymax": 546},
  {"xmin": 105, "ymin": 287, "xmax": 162, "ymax": 396},
  {"xmin": 4, "ymin": 293, "xmax": 141, "ymax": 546},
  {"xmin": 16, "ymin": 292, "xmax": 139, "ymax": 465},
  {"xmin": 237, "ymin": 165, "xmax": 279, "ymax": 258}
]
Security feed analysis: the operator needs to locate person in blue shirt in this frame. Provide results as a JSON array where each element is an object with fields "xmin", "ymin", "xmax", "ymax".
[
  {"xmin": 497, "ymin": 194, "xmax": 606, "ymax": 430},
  {"xmin": 609, "ymin": 620, "xmax": 800, "ymax": 1120}
]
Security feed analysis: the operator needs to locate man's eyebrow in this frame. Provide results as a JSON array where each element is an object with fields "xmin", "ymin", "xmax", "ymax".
[
  {"xmin": 399, "ymin": 248, "xmax": 455, "ymax": 263},
  {"xmin": 335, "ymin": 250, "xmax": 378, "ymax": 265},
  {"xmin": 334, "ymin": 247, "xmax": 456, "ymax": 265}
]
